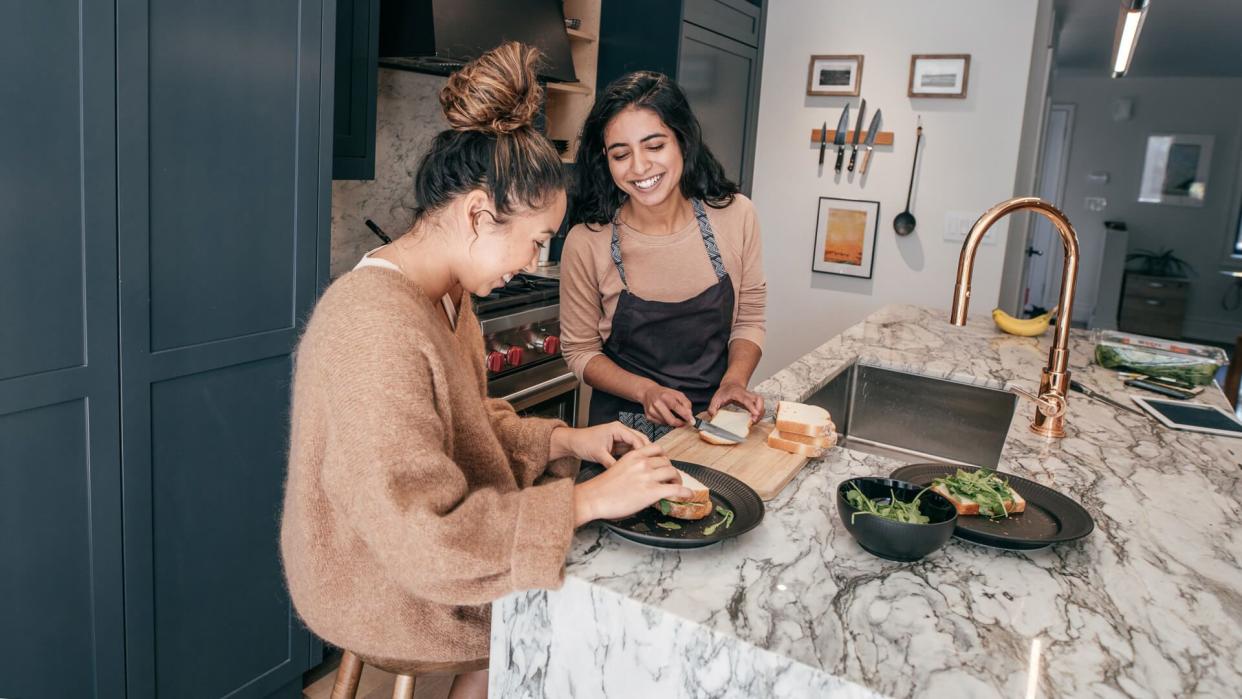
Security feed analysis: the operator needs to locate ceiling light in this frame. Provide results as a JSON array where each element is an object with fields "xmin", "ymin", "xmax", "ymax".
[{"xmin": 1111, "ymin": 0, "xmax": 1150, "ymax": 78}]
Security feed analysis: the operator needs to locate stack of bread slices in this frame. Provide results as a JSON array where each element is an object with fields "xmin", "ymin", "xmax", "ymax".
[{"xmin": 767, "ymin": 401, "xmax": 837, "ymax": 458}]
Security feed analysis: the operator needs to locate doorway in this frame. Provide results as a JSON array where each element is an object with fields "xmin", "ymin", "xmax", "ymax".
[{"xmin": 1022, "ymin": 103, "xmax": 1075, "ymax": 315}]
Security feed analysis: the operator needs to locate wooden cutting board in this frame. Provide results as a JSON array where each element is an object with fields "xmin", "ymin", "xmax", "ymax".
[{"xmin": 656, "ymin": 420, "xmax": 809, "ymax": 500}]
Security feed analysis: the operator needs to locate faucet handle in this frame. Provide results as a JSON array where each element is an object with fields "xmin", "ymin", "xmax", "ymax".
[{"xmin": 1008, "ymin": 386, "xmax": 1067, "ymax": 418}]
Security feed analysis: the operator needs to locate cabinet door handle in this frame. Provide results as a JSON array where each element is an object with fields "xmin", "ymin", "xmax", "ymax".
[
  {"xmin": 1144, "ymin": 299, "xmax": 1163, "ymax": 306},
  {"xmin": 1148, "ymin": 282, "xmax": 1165, "ymax": 288}
]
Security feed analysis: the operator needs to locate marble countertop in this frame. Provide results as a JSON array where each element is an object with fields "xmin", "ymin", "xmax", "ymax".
[{"xmin": 527, "ymin": 305, "xmax": 1242, "ymax": 698}]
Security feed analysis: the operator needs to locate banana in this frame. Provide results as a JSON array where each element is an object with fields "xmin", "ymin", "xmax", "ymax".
[{"xmin": 992, "ymin": 307, "xmax": 1058, "ymax": 337}]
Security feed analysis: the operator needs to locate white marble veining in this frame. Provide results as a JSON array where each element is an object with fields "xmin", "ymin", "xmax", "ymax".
[
  {"xmin": 491, "ymin": 304, "xmax": 1242, "ymax": 698},
  {"xmin": 330, "ymin": 68, "xmax": 447, "ymax": 278}
]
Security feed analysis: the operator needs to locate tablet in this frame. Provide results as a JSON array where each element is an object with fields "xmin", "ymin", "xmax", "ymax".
[{"xmin": 1131, "ymin": 396, "xmax": 1242, "ymax": 437}]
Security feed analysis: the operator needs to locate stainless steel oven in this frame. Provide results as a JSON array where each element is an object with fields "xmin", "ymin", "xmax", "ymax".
[
  {"xmin": 490, "ymin": 357, "xmax": 578, "ymax": 423},
  {"xmin": 476, "ymin": 271, "xmax": 580, "ymax": 424}
]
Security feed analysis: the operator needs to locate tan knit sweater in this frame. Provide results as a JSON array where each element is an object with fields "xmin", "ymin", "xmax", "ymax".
[
  {"xmin": 280, "ymin": 266, "xmax": 578, "ymax": 668},
  {"xmin": 559, "ymin": 194, "xmax": 767, "ymax": 380}
]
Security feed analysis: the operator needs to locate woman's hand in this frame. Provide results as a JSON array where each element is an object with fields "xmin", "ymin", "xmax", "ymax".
[
  {"xmin": 550, "ymin": 422, "xmax": 649, "ymax": 466},
  {"xmin": 708, "ymin": 381, "xmax": 764, "ymax": 422},
  {"xmin": 573, "ymin": 444, "xmax": 693, "ymax": 525},
  {"xmin": 641, "ymin": 384, "xmax": 695, "ymax": 426}
]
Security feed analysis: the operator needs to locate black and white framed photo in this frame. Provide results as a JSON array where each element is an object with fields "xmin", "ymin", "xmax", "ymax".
[
  {"xmin": 807, "ymin": 55, "xmax": 863, "ymax": 97},
  {"xmin": 908, "ymin": 54, "xmax": 971, "ymax": 98},
  {"xmin": 1138, "ymin": 133, "xmax": 1214, "ymax": 207},
  {"xmin": 811, "ymin": 197, "xmax": 880, "ymax": 278}
]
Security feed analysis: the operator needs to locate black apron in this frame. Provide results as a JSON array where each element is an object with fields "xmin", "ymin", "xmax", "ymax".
[{"xmin": 587, "ymin": 198, "xmax": 735, "ymax": 441}]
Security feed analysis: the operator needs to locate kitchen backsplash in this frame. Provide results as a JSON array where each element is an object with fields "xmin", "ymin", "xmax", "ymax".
[{"xmin": 330, "ymin": 69, "xmax": 448, "ymax": 278}]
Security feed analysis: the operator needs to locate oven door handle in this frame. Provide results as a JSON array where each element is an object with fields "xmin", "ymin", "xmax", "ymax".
[{"xmin": 501, "ymin": 370, "xmax": 579, "ymax": 412}]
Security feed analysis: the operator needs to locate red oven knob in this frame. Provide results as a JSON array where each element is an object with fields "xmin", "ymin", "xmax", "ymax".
[
  {"xmin": 505, "ymin": 345, "xmax": 524, "ymax": 367},
  {"xmin": 527, "ymin": 333, "xmax": 560, "ymax": 355},
  {"xmin": 485, "ymin": 351, "xmax": 505, "ymax": 374}
]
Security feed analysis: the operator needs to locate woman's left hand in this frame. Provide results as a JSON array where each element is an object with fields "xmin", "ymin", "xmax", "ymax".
[
  {"xmin": 708, "ymin": 381, "xmax": 764, "ymax": 422},
  {"xmin": 551, "ymin": 422, "xmax": 651, "ymax": 466}
]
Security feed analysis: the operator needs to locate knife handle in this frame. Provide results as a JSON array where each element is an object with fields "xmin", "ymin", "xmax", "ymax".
[
  {"xmin": 818, "ymin": 142, "xmax": 826, "ymax": 166},
  {"xmin": 834, "ymin": 145, "xmax": 845, "ymax": 172},
  {"xmin": 860, "ymin": 148, "xmax": 873, "ymax": 174},
  {"xmin": 848, "ymin": 147, "xmax": 858, "ymax": 172}
]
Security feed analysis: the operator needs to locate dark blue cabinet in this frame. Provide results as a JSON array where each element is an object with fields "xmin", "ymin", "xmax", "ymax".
[
  {"xmin": 334, "ymin": 0, "xmax": 381, "ymax": 180},
  {"xmin": 0, "ymin": 2, "xmax": 125, "ymax": 696},
  {"xmin": 2, "ymin": 0, "xmax": 334, "ymax": 696}
]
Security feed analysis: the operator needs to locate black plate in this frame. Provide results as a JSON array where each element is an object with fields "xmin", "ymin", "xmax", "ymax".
[
  {"xmin": 577, "ymin": 460, "xmax": 764, "ymax": 549},
  {"xmin": 888, "ymin": 464, "xmax": 1094, "ymax": 550}
]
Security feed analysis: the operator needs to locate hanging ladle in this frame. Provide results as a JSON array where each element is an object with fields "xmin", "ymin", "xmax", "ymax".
[{"xmin": 893, "ymin": 119, "xmax": 922, "ymax": 236}]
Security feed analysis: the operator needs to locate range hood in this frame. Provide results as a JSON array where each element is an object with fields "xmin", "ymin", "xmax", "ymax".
[{"xmin": 378, "ymin": 0, "xmax": 577, "ymax": 84}]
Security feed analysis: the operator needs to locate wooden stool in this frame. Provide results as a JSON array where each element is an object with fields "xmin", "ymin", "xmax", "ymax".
[{"xmin": 330, "ymin": 650, "xmax": 489, "ymax": 699}]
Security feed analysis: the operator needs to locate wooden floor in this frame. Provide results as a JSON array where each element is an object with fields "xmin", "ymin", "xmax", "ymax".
[{"xmin": 303, "ymin": 659, "xmax": 452, "ymax": 699}]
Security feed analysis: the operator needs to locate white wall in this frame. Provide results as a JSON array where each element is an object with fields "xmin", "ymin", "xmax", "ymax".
[
  {"xmin": 1048, "ymin": 74, "xmax": 1242, "ymax": 342},
  {"xmin": 750, "ymin": 0, "xmax": 1041, "ymax": 380}
]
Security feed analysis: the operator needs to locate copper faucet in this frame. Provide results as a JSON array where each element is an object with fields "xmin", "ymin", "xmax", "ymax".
[{"xmin": 950, "ymin": 197, "xmax": 1080, "ymax": 438}]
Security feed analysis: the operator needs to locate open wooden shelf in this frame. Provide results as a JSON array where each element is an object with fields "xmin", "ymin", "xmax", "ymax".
[
  {"xmin": 566, "ymin": 27, "xmax": 597, "ymax": 41},
  {"xmin": 546, "ymin": 80, "xmax": 592, "ymax": 95},
  {"xmin": 809, "ymin": 129, "xmax": 895, "ymax": 146}
]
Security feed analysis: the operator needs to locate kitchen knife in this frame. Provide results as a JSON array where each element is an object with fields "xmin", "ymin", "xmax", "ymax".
[
  {"xmin": 692, "ymin": 416, "xmax": 746, "ymax": 444},
  {"xmin": 1068, "ymin": 379, "xmax": 1150, "ymax": 417},
  {"xmin": 859, "ymin": 109, "xmax": 882, "ymax": 174},
  {"xmin": 818, "ymin": 121, "xmax": 828, "ymax": 166},
  {"xmin": 847, "ymin": 99, "xmax": 866, "ymax": 172},
  {"xmin": 832, "ymin": 104, "xmax": 850, "ymax": 172}
]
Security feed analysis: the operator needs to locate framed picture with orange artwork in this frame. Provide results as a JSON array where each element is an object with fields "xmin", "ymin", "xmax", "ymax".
[{"xmin": 811, "ymin": 197, "xmax": 879, "ymax": 278}]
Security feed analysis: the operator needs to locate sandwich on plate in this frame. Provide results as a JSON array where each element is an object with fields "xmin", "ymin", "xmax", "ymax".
[{"xmin": 655, "ymin": 469, "xmax": 713, "ymax": 520}]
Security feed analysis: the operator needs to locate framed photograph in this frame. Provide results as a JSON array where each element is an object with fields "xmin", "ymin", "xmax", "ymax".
[
  {"xmin": 807, "ymin": 55, "xmax": 863, "ymax": 97},
  {"xmin": 908, "ymin": 54, "xmax": 971, "ymax": 98},
  {"xmin": 1139, "ymin": 134, "xmax": 1214, "ymax": 207},
  {"xmin": 811, "ymin": 197, "xmax": 880, "ymax": 278}
]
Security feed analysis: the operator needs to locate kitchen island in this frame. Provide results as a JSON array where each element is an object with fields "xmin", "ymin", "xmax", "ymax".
[{"xmin": 489, "ymin": 305, "xmax": 1242, "ymax": 698}]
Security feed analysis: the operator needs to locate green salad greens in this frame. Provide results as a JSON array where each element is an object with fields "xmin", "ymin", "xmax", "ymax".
[
  {"xmin": 702, "ymin": 506, "xmax": 735, "ymax": 536},
  {"xmin": 845, "ymin": 483, "xmax": 931, "ymax": 524},
  {"xmin": 932, "ymin": 468, "xmax": 1015, "ymax": 519}
]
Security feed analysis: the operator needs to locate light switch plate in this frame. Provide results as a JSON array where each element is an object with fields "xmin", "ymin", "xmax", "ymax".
[
  {"xmin": 1085, "ymin": 196, "xmax": 1107, "ymax": 212},
  {"xmin": 944, "ymin": 210, "xmax": 995, "ymax": 245}
]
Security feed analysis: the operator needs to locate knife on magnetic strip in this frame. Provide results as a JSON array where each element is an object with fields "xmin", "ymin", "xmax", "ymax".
[
  {"xmin": 832, "ymin": 103, "xmax": 849, "ymax": 172},
  {"xmin": 848, "ymin": 99, "xmax": 866, "ymax": 172},
  {"xmin": 859, "ymin": 108, "xmax": 883, "ymax": 174}
]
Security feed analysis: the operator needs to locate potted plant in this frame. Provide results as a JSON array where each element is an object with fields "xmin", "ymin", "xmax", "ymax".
[{"xmin": 1125, "ymin": 248, "xmax": 1194, "ymax": 278}]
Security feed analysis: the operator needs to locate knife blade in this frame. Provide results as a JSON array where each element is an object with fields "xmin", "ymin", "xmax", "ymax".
[
  {"xmin": 833, "ymin": 104, "xmax": 850, "ymax": 172},
  {"xmin": 818, "ymin": 120, "xmax": 828, "ymax": 166},
  {"xmin": 848, "ymin": 99, "xmax": 866, "ymax": 172},
  {"xmin": 693, "ymin": 416, "xmax": 746, "ymax": 444},
  {"xmin": 859, "ymin": 109, "xmax": 882, "ymax": 174},
  {"xmin": 1068, "ymin": 379, "xmax": 1150, "ymax": 418}
]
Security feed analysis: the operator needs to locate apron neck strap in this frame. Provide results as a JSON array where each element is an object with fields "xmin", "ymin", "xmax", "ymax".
[{"xmin": 610, "ymin": 198, "xmax": 727, "ymax": 287}]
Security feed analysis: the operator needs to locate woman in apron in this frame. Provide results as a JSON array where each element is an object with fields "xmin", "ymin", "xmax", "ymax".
[{"xmin": 559, "ymin": 71, "xmax": 768, "ymax": 441}]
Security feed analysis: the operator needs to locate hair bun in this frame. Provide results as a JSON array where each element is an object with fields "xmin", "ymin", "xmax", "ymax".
[{"xmin": 440, "ymin": 42, "xmax": 544, "ymax": 135}]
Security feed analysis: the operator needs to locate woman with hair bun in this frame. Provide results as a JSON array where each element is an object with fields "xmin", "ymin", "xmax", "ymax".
[
  {"xmin": 560, "ymin": 71, "xmax": 768, "ymax": 442},
  {"xmin": 280, "ymin": 44, "xmax": 692, "ymax": 698}
]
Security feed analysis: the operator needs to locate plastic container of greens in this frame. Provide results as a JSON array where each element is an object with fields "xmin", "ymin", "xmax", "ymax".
[{"xmin": 1092, "ymin": 330, "xmax": 1227, "ymax": 386}]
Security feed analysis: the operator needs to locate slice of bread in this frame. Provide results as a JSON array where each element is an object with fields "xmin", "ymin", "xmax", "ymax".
[
  {"xmin": 766, "ymin": 429, "xmax": 833, "ymax": 458},
  {"xmin": 775, "ymin": 401, "xmax": 833, "ymax": 438},
  {"xmin": 698, "ymin": 409, "xmax": 751, "ymax": 445},
  {"xmin": 654, "ymin": 470, "xmax": 713, "ymax": 520},
  {"xmin": 930, "ymin": 483, "xmax": 1027, "ymax": 516},
  {"xmin": 771, "ymin": 429, "xmax": 836, "ymax": 448}
]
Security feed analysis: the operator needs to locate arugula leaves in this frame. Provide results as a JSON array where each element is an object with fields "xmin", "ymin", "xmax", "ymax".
[
  {"xmin": 844, "ymin": 483, "xmax": 931, "ymax": 524},
  {"xmin": 932, "ymin": 468, "xmax": 1015, "ymax": 519}
]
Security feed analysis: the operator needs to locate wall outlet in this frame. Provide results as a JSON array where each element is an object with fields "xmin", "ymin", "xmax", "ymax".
[
  {"xmin": 943, "ymin": 210, "xmax": 995, "ymax": 245},
  {"xmin": 1084, "ymin": 196, "xmax": 1107, "ymax": 212}
]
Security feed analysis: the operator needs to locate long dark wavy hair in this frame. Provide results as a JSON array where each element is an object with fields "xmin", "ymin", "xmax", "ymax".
[{"xmin": 571, "ymin": 71, "xmax": 738, "ymax": 227}]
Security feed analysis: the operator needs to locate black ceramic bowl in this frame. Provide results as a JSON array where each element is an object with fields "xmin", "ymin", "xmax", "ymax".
[{"xmin": 836, "ymin": 477, "xmax": 958, "ymax": 562}]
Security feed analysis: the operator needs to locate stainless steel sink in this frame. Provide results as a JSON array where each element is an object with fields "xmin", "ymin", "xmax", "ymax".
[{"xmin": 806, "ymin": 362, "xmax": 1017, "ymax": 468}]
